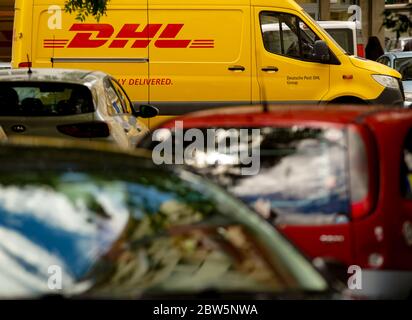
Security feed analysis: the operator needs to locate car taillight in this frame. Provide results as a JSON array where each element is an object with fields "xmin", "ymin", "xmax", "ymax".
[
  {"xmin": 18, "ymin": 62, "xmax": 32, "ymax": 68},
  {"xmin": 357, "ymin": 44, "xmax": 365, "ymax": 58},
  {"xmin": 57, "ymin": 122, "xmax": 110, "ymax": 138}
]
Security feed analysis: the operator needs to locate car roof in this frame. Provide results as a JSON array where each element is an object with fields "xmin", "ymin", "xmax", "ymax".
[
  {"xmin": 0, "ymin": 68, "xmax": 109, "ymax": 85},
  {"xmin": 158, "ymin": 105, "xmax": 412, "ymax": 128},
  {"xmin": 383, "ymin": 51, "xmax": 412, "ymax": 59}
]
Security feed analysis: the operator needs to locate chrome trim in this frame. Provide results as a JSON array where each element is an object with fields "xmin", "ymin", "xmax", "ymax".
[{"xmin": 51, "ymin": 57, "xmax": 149, "ymax": 63}]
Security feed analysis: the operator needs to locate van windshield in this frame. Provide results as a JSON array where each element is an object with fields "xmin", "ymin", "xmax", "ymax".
[
  {"xmin": 301, "ymin": 11, "xmax": 348, "ymax": 54},
  {"xmin": 0, "ymin": 82, "xmax": 95, "ymax": 116}
]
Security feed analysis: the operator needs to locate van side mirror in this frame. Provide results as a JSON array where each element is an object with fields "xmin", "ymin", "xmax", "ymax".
[
  {"xmin": 133, "ymin": 104, "xmax": 159, "ymax": 118},
  {"xmin": 313, "ymin": 40, "xmax": 330, "ymax": 63}
]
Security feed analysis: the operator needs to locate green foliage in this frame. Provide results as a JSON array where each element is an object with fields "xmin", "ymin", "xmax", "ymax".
[
  {"xmin": 382, "ymin": 5, "xmax": 412, "ymax": 39},
  {"xmin": 64, "ymin": 0, "xmax": 110, "ymax": 22}
]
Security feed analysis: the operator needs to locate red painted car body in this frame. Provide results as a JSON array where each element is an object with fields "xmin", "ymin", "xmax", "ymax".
[{"xmin": 140, "ymin": 106, "xmax": 412, "ymax": 298}]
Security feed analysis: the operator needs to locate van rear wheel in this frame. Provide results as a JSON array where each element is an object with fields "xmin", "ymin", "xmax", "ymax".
[{"xmin": 329, "ymin": 97, "xmax": 367, "ymax": 105}]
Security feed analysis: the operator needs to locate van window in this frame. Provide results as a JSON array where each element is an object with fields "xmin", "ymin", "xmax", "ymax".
[
  {"xmin": 144, "ymin": 126, "xmax": 351, "ymax": 225},
  {"xmin": 0, "ymin": 82, "xmax": 94, "ymax": 116},
  {"xmin": 260, "ymin": 12, "xmax": 320, "ymax": 61}
]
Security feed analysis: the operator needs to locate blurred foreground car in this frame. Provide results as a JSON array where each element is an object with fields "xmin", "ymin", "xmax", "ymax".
[
  {"xmin": 377, "ymin": 52, "xmax": 412, "ymax": 106},
  {"xmin": 139, "ymin": 105, "xmax": 412, "ymax": 299},
  {"xmin": 0, "ymin": 137, "xmax": 334, "ymax": 299},
  {"xmin": 0, "ymin": 68, "xmax": 158, "ymax": 148}
]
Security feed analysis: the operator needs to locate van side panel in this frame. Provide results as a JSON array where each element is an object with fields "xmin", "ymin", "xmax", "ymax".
[
  {"xmin": 29, "ymin": 2, "xmax": 150, "ymax": 104},
  {"xmin": 148, "ymin": 5, "xmax": 252, "ymax": 116}
]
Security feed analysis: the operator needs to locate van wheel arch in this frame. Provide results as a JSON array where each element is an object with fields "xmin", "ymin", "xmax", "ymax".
[{"xmin": 329, "ymin": 96, "xmax": 367, "ymax": 105}]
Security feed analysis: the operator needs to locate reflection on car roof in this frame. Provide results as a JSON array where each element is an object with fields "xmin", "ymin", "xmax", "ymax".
[{"xmin": 0, "ymin": 68, "xmax": 107, "ymax": 85}]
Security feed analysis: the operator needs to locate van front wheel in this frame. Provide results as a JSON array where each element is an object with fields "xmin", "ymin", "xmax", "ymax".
[{"xmin": 328, "ymin": 97, "xmax": 367, "ymax": 105}]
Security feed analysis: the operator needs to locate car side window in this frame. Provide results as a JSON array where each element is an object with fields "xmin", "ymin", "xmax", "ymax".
[
  {"xmin": 377, "ymin": 56, "xmax": 390, "ymax": 67},
  {"xmin": 400, "ymin": 63, "xmax": 412, "ymax": 81},
  {"xmin": 104, "ymin": 79, "xmax": 133, "ymax": 115},
  {"xmin": 401, "ymin": 129, "xmax": 412, "ymax": 198},
  {"xmin": 260, "ymin": 11, "xmax": 320, "ymax": 61}
]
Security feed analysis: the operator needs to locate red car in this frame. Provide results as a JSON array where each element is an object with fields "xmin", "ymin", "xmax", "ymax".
[{"xmin": 139, "ymin": 106, "xmax": 412, "ymax": 299}]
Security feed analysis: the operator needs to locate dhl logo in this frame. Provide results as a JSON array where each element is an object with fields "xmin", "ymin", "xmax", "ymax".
[{"xmin": 44, "ymin": 23, "xmax": 214, "ymax": 49}]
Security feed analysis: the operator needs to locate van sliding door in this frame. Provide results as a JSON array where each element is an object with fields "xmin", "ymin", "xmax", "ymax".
[{"xmin": 148, "ymin": 5, "xmax": 252, "ymax": 117}]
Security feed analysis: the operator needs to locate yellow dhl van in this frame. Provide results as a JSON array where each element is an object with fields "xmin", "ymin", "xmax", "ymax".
[{"xmin": 12, "ymin": 0, "xmax": 404, "ymax": 126}]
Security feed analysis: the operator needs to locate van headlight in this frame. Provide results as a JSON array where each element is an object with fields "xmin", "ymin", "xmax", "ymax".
[{"xmin": 372, "ymin": 75, "xmax": 400, "ymax": 89}]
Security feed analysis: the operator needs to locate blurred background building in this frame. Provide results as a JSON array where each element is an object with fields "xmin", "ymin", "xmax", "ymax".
[{"xmin": 298, "ymin": 0, "xmax": 411, "ymax": 44}]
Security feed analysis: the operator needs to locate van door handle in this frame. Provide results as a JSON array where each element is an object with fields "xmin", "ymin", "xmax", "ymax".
[
  {"xmin": 228, "ymin": 65, "xmax": 245, "ymax": 72},
  {"xmin": 262, "ymin": 66, "xmax": 279, "ymax": 72}
]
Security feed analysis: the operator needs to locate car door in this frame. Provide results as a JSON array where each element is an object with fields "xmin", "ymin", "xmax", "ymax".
[{"xmin": 254, "ymin": 9, "xmax": 330, "ymax": 103}]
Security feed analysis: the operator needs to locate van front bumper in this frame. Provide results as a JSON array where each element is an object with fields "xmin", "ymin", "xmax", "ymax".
[{"xmin": 368, "ymin": 87, "xmax": 405, "ymax": 107}]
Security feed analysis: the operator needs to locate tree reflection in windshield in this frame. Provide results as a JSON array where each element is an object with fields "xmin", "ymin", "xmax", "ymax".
[
  {"xmin": 145, "ymin": 126, "xmax": 350, "ymax": 225},
  {"xmin": 90, "ymin": 223, "xmax": 286, "ymax": 297}
]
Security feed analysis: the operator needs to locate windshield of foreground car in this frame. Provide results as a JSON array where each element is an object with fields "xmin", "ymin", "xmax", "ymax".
[
  {"xmin": 0, "ymin": 160, "xmax": 327, "ymax": 298},
  {"xmin": 0, "ymin": 82, "xmax": 95, "ymax": 116}
]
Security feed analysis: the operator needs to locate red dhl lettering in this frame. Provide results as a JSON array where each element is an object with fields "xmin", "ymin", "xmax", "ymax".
[
  {"xmin": 125, "ymin": 78, "xmax": 173, "ymax": 85},
  {"xmin": 43, "ymin": 23, "xmax": 214, "ymax": 49}
]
